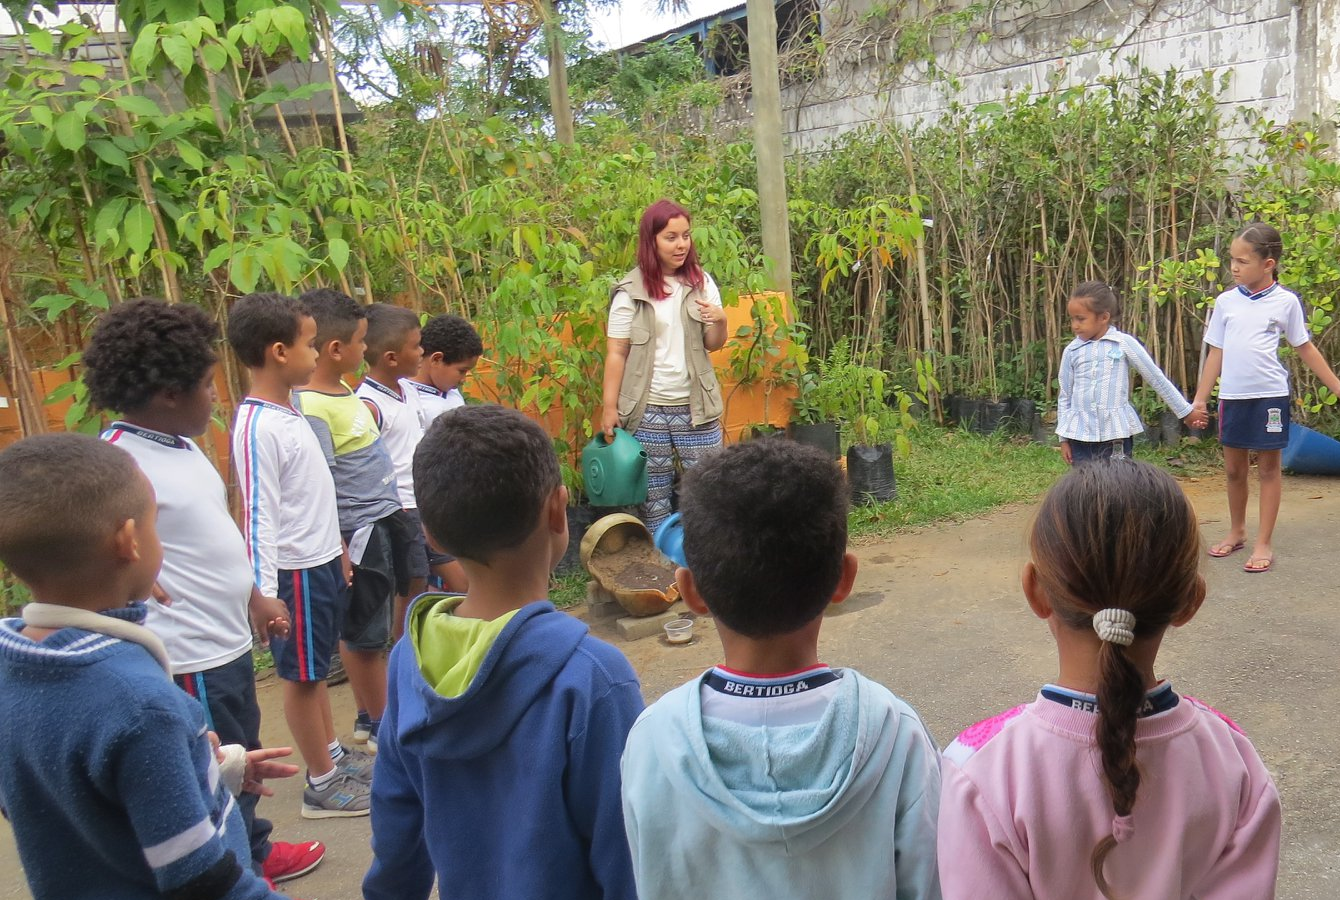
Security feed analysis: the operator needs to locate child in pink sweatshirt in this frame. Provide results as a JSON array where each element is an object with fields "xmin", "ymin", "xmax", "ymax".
[{"xmin": 937, "ymin": 461, "xmax": 1280, "ymax": 899}]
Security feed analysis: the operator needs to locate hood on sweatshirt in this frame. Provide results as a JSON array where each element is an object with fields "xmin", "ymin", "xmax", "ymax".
[
  {"xmin": 646, "ymin": 669, "xmax": 902, "ymax": 855},
  {"xmin": 396, "ymin": 594, "xmax": 591, "ymax": 761}
]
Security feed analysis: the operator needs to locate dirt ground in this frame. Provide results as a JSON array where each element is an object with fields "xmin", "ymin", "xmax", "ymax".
[{"xmin": 3, "ymin": 472, "xmax": 1338, "ymax": 899}]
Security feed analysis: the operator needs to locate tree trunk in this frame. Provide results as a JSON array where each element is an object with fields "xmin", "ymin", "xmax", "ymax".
[
  {"xmin": 542, "ymin": 0, "xmax": 574, "ymax": 146},
  {"xmin": 746, "ymin": 0, "xmax": 793, "ymax": 297}
]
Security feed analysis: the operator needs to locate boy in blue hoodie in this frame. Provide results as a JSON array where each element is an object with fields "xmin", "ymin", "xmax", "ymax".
[
  {"xmin": 620, "ymin": 439, "xmax": 943, "ymax": 900},
  {"xmin": 363, "ymin": 405, "xmax": 644, "ymax": 900}
]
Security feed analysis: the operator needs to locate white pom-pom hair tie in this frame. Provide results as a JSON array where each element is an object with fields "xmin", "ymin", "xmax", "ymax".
[{"xmin": 1092, "ymin": 608, "xmax": 1137, "ymax": 646}]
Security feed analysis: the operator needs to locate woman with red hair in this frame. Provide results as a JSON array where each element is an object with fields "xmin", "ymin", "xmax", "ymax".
[{"xmin": 601, "ymin": 199, "xmax": 727, "ymax": 531}]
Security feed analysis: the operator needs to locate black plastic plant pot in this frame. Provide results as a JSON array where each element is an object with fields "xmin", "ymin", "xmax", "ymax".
[
  {"xmin": 1007, "ymin": 398, "xmax": 1036, "ymax": 434},
  {"xmin": 1135, "ymin": 421, "xmax": 1161, "ymax": 447},
  {"xmin": 956, "ymin": 398, "xmax": 983, "ymax": 431},
  {"xmin": 847, "ymin": 444, "xmax": 896, "ymax": 505},
  {"xmin": 787, "ymin": 420, "xmax": 841, "ymax": 459},
  {"xmin": 1160, "ymin": 409, "xmax": 1184, "ymax": 446},
  {"xmin": 557, "ymin": 503, "xmax": 599, "ymax": 575},
  {"xmin": 973, "ymin": 400, "xmax": 1010, "ymax": 435},
  {"xmin": 1032, "ymin": 417, "xmax": 1054, "ymax": 445},
  {"xmin": 943, "ymin": 394, "xmax": 962, "ymax": 425}
]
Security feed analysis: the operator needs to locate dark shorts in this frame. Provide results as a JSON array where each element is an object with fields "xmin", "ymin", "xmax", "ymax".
[
  {"xmin": 273, "ymin": 556, "xmax": 347, "ymax": 682},
  {"xmin": 1069, "ymin": 437, "xmax": 1134, "ymax": 464},
  {"xmin": 1219, "ymin": 396, "xmax": 1290, "ymax": 450},
  {"xmin": 175, "ymin": 651, "xmax": 272, "ymax": 867},
  {"xmin": 341, "ymin": 512, "xmax": 417, "ymax": 650},
  {"xmin": 400, "ymin": 508, "xmax": 455, "ymax": 576}
]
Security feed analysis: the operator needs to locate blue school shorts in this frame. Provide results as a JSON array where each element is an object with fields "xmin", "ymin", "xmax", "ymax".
[
  {"xmin": 272, "ymin": 556, "xmax": 347, "ymax": 682},
  {"xmin": 1219, "ymin": 396, "xmax": 1290, "ymax": 451}
]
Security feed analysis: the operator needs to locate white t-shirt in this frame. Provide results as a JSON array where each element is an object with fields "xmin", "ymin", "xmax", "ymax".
[
  {"xmin": 608, "ymin": 274, "xmax": 722, "ymax": 405},
  {"xmin": 405, "ymin": 380, "xmax": 465, "ymax": 424},
  {"xmin": 356, "ymin": 376, "xmax": 426, "ymax": 509},
  {"xmin": 1204, "ymin": 283, "xmax": 1311, "ymax": 399},
  {"xmin": 231, "ymin": 397, "xmax": 343, "ymax": 597},
  {"xmin": 102, "ymin": 423, "xmax": 254, "ymax": 675}
]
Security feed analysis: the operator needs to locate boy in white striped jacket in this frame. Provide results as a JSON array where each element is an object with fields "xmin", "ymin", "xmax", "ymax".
[
  {"xmin": 227, "ymin": 292, "xmax": 373, "ymax": 820},
  {"xmin": 1058, "ymin": 281, "xmax": 1196, "ymax": 465}
]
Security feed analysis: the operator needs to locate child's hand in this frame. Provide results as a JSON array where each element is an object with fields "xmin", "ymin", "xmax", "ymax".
[
  {"xmin": 248, "ymin": 594, "xmax": 290, "ymax": 647},
  {"xmin": 1187, "ymin": 402, "xmax": 1209, "ymax": 429},
  {"xmin": 150, "ymin": 582, "xmax": 172, "ymax": 606},
  {"xmin": 341, "ymin": 548, "xmax": 353, "ymax": 586},
  {"xmin": 241, "ymin": 747, "xmax": 299, "ymax": 797},
  {"xmin": 1060, "ymin": 440, "xmax": 1073, "ymax": 465}
]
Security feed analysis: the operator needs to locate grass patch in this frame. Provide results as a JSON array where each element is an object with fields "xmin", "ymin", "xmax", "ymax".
[
  {"xmin": 848, "ymin": 426, "xmax": 1066, "ymax": 538},
  {"xmin": 847, "ymin": 426, "xmax": 1225, "ymax": 539},
  {"xmin": 1132, "ymin": 437, "xmax": 1224, "ymax": 478},
  {"xmin": 550, "ymin": 570, "xmax": 589, "ymax": 609}
]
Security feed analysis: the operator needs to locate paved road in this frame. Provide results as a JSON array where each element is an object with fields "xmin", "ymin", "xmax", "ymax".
[{"xmin": 3, "ymin": 473, "xmax": 1337, "ymax": 898}]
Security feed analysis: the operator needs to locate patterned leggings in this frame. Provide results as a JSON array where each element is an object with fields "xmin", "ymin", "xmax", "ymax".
[{"xmin": 634, "ymin": 404, "xmax": 723, "ymax": 533}]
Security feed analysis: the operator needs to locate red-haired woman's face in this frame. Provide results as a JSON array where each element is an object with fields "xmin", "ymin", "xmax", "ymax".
[{"xmin": 654, "ymin": 215, "xmax": 692, "ymax": 275}]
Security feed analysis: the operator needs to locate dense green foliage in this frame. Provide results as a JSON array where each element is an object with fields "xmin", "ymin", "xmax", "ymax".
[{"xmin": 1, "ymin": 1, "xmax": 1338, "ymax": 456}]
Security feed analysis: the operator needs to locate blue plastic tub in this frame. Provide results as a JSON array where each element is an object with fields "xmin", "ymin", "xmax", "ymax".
[{"xmin": 1281, "ymin": 423, "xmax": 1340, "ymax": 475}]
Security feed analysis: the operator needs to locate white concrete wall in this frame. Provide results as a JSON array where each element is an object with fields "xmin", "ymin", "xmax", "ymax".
[{"xmin": 718, "ymin": 0, "xmax": 1332, "ymax": 152}]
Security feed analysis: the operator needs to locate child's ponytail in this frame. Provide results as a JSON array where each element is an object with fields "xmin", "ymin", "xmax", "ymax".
[
  {"xmin": 1029, "ymin": 462, "xmax": 1203, "ymax": 899},
  {"xmin": 1090, "ymin": 614, "xmax": 1147, "ymax": 898}
]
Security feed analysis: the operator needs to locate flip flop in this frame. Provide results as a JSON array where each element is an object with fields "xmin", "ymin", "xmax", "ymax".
[
  {"xmin": 1208, "ymin": 540, "xmax": 1245, "ymax": 558},
  {"xmin": 1243, "ymin": 555, "xmax": 1274, "ymax": 573}
]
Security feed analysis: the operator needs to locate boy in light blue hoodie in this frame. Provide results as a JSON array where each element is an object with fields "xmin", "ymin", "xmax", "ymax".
[
  {"xmin": 363, "ymin": 405, "xmax": 644, "ymax": 900},
  {"xmin": 620, "ymin": 439, "xmax": 943, "ymax": 900}
]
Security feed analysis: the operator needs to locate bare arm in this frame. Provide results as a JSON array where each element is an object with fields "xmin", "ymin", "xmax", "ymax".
[
  {"xmin": 1295, "ymin": 341, "xmax": 1340, "ymax": 396},
  {"xmin": 1193, "ymin": 345, "xmax": 1224, "ymax": 409},
  {"xmin": 703, "ymin": 318, "xmax": 727, "ymax": 352},
  {"xmin": 695, "ymin": 297, "xmax": 728, "ymax": 352},
  {"xmin": 601, "ymin": 338, "xmax": 631, "ymax": 439}
]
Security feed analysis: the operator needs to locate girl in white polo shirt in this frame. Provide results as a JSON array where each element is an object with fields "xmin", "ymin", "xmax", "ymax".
[{"xmin": 1191, "ymin": 223, "xmax": 1340, "ymax": 573}]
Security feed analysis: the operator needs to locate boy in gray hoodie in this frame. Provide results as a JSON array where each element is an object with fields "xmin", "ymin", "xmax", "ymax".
[{"xmin": 620, "ymin": 439, "xmax": 942, "ymax": 900}]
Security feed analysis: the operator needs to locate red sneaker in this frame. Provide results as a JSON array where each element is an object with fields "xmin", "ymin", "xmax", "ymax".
[{"xmin": 262, "ymin": 840, "xmax": 326, "ymax": 884}]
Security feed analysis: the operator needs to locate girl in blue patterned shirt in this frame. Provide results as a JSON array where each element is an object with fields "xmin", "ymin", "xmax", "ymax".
[{"xmin": 1057, "ymin": 281, "xmax": 1197, "ymax": 465}]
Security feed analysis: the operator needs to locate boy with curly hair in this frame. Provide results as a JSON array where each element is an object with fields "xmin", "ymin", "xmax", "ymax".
[
  {"xmin": 83, "ymin": 298, "xmax": 326, "ymax": 884},
  {"xmin": 405, "ymin": 313, "xmax": 482, "ymax": 421},
  {"xmin": 401, "ymin": 313, "xmax": 482, "ymax": 592},
  {"xmin": 364, "ymin": 406, "xmax": 643, "ymax": 900}
]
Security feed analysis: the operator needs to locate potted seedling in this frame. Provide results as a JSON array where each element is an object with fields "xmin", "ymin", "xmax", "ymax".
[
  {"xmin": 787, "ymin": 369, "xmax": 841, "ymax": 459},
  {"xmin": 818, "ymin": 340, "xmax": 911, "ymax": 505}
]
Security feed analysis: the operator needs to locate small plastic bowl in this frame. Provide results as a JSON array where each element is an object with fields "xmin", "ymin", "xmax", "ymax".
[{"xmin": 663, "ymin": 618, "xmax": 694, "ymax": 644}]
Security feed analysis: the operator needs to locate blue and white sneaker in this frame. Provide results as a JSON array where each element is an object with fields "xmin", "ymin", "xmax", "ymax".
[
  {"xmin": 301, "ymin": 771, "xmax": 370, "ymax": 819},
  {"xmin": 336, "ymin": 745, "xmax": 375, "ymax": 783}
]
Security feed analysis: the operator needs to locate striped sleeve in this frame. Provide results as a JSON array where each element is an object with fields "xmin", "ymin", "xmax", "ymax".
[
  {"xmin": 113, "ymin": 706, "xmax": 277, "ymax": 900},
  {"xmin": 1122, "ymin": 334, "xmax": 1193, "ymax": 418},
  {"xmin": 232, "ymin": 405, "xmax": 283, "ymax": 598},
  {"xmin": 1056, "ymin": 344, "xmax": 1075, "ymax": 434}
]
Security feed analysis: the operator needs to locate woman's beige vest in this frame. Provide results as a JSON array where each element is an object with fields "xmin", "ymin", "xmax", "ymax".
[{"xmin": 610, "ymin": 268, "xmax": 723, "ymax": 433}]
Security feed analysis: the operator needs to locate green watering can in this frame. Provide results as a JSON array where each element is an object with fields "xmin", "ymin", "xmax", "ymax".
[{"xmin": 583, "ymin": 428, "xmax": 648, "ymax": 507}]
